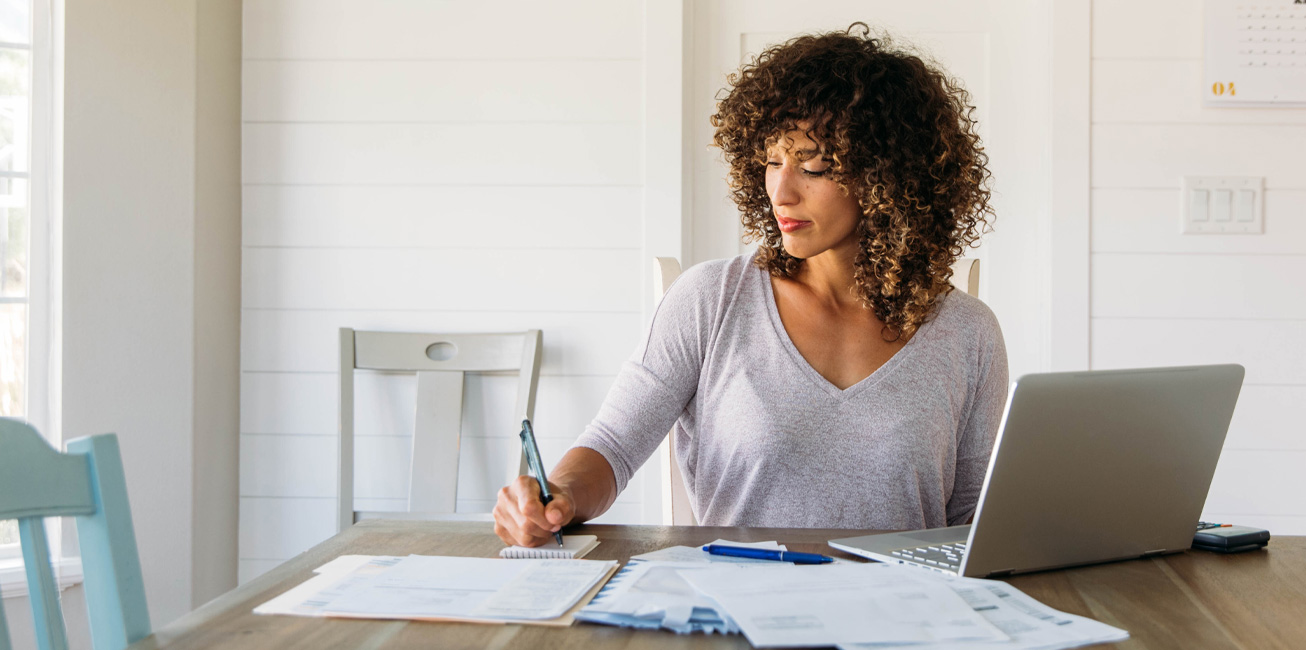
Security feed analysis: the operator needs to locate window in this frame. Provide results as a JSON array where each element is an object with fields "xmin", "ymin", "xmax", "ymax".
[{"xmin": 0, "ymin": 0, "xmax": 49, "ymax": 562}]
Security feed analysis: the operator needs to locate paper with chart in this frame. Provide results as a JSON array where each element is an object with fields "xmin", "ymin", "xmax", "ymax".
[
  {"xmin": 680, "ymin": 562, "xmax": 1008, "ymax": 647},
  {"xmin": 838, "ymin": 577, "xmax": 1129, "ymax": 650},
  {"xmin": 254, "ymin": 554, "xmax": 617, "ymax": 625}
]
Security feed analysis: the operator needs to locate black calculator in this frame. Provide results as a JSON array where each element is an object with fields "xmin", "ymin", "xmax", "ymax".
[{"xmin": 1193, "ymin": 521, "xmax": 1270, "ymax": 553}]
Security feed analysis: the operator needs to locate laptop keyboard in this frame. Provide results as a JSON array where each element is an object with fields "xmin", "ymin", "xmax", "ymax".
[{"xmin": 889, "ymin": 541, "xmax": 966, "ymax": 572}]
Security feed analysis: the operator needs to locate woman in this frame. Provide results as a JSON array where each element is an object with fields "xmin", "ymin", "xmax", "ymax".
[{"xmin": 494, "ymin": 24, "xmax": 1007, "ymax": 547}]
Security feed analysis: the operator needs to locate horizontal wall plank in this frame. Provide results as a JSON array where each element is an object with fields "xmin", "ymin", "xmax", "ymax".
[
  {"xmin": 243, "ymin": 185, "xmax": 641, "ymax": 249},
  {"xmin": 241, "ymin": 248, "xmax": 641, "ymax": 312},
  {"xmin": 1092, "ymin": 60, "xmax": 1306, "ymax": 125},
  {"xmin": 1093, "ymin": 124, "xmax": 1306, "ymax": 190},
  {"xmin": 1092, "ymin": 254, "xmax": 1306, "ymax": 320},
  {"xmin": 243, "ymin": 0, "xmax": 641, "ymax": 61},
  {"xmin": 1224, "ymin": 386, "xmax": 1306, "ymax": 451},
  {"xmin": 241, "ymin": 372, "xmax": 618, "ymax": 438},
  {"xmin": 238, "ymin": 496, "xmax": 338, "ymax": 560},
  {"xmin": 1203, "ymin": 450, "xmax": 1306, "ymax": 519},
  {"xmin": 242, "ymin": 123, "xmax": 641, "ymax": 185},
  {"xmin": 238, "ymin": 559, "xmax": 282, "ymax": 585},
  {"xmin": 1092, "ymin": 0, "xmax": 1200, "ymax": 60},
  {"xmin": 241, "ymin": 309, "xmax": 641, "ymax": 375},
  {"xmin": 1092, "ymin": 189, "xmax": 1306, "ymax": 254},
  {"xmin": 244, "ymin": 60, "xmax": 640, "ymax": 123},
  {"xmin": 1092, "ymin": 318, "xmax": 1306, "ymax": 386}
]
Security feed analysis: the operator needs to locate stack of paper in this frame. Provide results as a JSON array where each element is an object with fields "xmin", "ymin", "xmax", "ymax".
[
  {"xmin": 575, "ymin": 539, "xmax": 793, "ymax": 634},
  {"xmin": 574, "ymin": 542, "xmax": 1128, "ymax": 650},
  {"xmin": 255, "ymin": 554, "xmax": 618, "ymax": 626},
  {"xmin": 838, "ymin": 577, "xmax": 1130, "ymax": 650}
]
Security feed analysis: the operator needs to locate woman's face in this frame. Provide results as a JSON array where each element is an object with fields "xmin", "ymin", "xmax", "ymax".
[{"xmin": 764, "ymin": 129, "xmax": 863, "ymax": 261}]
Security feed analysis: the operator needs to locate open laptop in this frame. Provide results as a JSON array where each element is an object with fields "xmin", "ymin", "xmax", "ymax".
[{"xmin": 830, "ymin": 364, "xmax": 1245, "ymax": 577}]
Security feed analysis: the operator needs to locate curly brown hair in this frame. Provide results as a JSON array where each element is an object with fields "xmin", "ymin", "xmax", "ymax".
[{"xmin": 711, "ymin": 23, "xmax": 993, "ymax": 340}]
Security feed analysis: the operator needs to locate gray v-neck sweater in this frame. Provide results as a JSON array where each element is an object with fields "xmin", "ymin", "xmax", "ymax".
[{"xmin": 575, "ymin": 253, "xmax": 1009, "ymax": 529}]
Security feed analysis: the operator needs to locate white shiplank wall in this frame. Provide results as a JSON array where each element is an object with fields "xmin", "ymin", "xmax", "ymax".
[
  {"xmin": 1091, "ymin": 0, "xmax": 1306, "ymax": 534},
  {"xmin": 238, "ymin": 0, "xmax": 652, "ymax": 584}
]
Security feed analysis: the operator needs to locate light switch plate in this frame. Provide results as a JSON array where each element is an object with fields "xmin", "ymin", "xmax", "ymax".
[{"xmin": 1182, "ymin": 176, "xmax": 1263, "ymax": 234}]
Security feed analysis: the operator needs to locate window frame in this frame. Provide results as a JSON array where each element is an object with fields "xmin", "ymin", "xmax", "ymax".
[{"xmin": 0, "ymin": 0, "xmax": 57, "ymax": 565}]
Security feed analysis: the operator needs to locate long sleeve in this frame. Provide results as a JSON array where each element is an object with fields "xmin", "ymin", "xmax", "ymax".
[{"xmin": 572, "ymin": 261, "xmax": 724, "ymax": 494}]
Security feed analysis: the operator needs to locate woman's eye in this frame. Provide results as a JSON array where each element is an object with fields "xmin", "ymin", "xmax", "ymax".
[
  {"xmin": 802, "ymin": 167, "xmax": 830, "ymax": 177},
  {"xmin": 766, "ymin": 161, "xmax": 782, "ymax": 168}
]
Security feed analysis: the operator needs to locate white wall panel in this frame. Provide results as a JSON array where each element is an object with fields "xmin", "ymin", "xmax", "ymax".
[
  {"xmin": 1091, "ymin": 0, "xmax": 1200, "ymax": 59},
  {"xmin": 244, "ymin": 60, "xmax": 640, "ymax": 123},
  {"xmin": 1092, "ymin": 124, "xmax": 1306, "ymax": 190},
  {"xmin": 241, "ymin": 248, "xmax": 641, "ymax": 312},
  {"xmin": 241, "ymin": 373, "xmax": 617, "ymax": 438},
  {"xmin": 1092, "ymin": 190, "xmax": 1306, "ymax": 254},
  {"xmin": 240, "ymin": 434, "xmax": 337, "ymax": 497},
  {"xmin": 243, "ymin": 123, "xmax": 640, "ymax": 185},
  {"xmin": 1092, "ymin": 318, "xmax": 1306, "ymax": 387},
  {"xmin": 1204, "ymin": 451, "xmax": 1306, "ymax": 519},
  {"xmin": 237, "ymin": 559, "xmax": 283, "ymax": 585},
  {"xmin": 241, "ymin": 309, "xmax": 641, "ymax": 375},
  {"xmin": 243, "ymin": 0, "xmax": 641, "ymax": 60},
  {"xmin": 1223, "ymin": 386, "xmax": 1306, "ymax": 451},
  {"xmin": 243, "ymin": 185, "xmax": 641, "ymax": 249},
  {"xmin": 1092, "ymin": 60, "xmax": 1306, "ymax": 126},
  {"xmin": 238, "ymin": 497, "xmax": 338, "ymax": 559},
  {"xmin": 1092, "ymin": 254, "xmax": 1306, "ymax": 320}
]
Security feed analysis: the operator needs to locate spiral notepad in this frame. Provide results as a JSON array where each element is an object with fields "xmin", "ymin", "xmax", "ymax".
[{"xmin": 500, "ymin": 535, "xmax": 599, "ymax": 559}]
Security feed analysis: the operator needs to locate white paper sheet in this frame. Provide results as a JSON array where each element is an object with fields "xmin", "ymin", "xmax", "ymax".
[
  {"xmin": 318, "ymin": 555, "xmax": 615, "ymax": 621},
  {"xmin": 631, "ymin": 539, "xmax": 787, "ymax": 563},
  {"xmin": 839, "ymin": 577, "xmax": 1128, "ymax": 650},
  {"xmin": 681, "ymin": 563, "xmax": 1008, "ymax": 647}
]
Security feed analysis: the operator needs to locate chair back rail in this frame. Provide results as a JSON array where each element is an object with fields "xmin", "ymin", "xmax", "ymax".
[
  {"xmin": 338, "ymin": 329, "xmax": 542, "ymax": 531},
  {"xmin": 0, "ymin": 419, "xmax": 150, "ymax": 650}
]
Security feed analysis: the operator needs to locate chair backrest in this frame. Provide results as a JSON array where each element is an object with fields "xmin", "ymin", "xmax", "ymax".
[
  {"xmin": 337, "ymin": 329, "xmax": 543, "ymax": 531},
  {"xmin": 653, "ymin": 256, "xmax": 982, "ymax": 525},
  {"xmin": 652, "ymin": 258, "xmax": 697, "ymax": 526},
  {"xmin": 0, "ymin": 419, "xmax": 150, "ymax": 650},
  {"xmin": 951, "ymin": 257, "xmax": 981, "ymax": 297}
]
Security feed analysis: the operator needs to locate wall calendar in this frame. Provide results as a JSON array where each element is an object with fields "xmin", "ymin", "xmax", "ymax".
[{"xmin": 1205, "ymin": 0, "xmax": 1306, "ymax": 106}]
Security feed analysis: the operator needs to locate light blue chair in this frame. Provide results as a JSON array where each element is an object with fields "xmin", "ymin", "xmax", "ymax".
[{"xmin": 0, "ymin": 419, "xmax": 150, "ymax": 650}]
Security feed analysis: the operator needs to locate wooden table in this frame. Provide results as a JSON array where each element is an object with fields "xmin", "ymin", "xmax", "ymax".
[{"xmin": 131, "ymin": 520, "xmax": 1306, "ymax": 650}]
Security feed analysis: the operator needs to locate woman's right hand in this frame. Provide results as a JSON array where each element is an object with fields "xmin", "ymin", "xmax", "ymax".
[{"xmin": 493, "ymin": 475, "xmax": 577, "ymax": 547}]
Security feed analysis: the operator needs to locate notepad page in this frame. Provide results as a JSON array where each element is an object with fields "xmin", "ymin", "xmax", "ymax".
[{"xmin": 500, "ymin": 535, "xmax": 599, "ymax": 559}]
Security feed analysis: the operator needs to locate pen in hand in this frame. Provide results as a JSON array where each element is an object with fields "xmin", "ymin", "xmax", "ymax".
[{"xmin": 519, "ymin": 419, "xmax": 565, "ymax": 547}]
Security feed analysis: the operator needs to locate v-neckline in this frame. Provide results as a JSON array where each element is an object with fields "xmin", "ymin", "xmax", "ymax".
[{"xmin": 759, "ymin": 262, "xmax": 943, "ymax": 400}]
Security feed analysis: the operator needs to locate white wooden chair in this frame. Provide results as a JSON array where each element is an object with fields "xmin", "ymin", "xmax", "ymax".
[
  {"xmin": 654, "ymin": 256, "xmax": 981, "ymax": 526},
  {"xmin": 337, "ymin": 328, "xmax": 542, "ymax": 531}
]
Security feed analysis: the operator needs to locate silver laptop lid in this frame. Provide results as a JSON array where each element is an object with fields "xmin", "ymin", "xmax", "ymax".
[{"xmin": 959, "ymin": 364, "xmax": 1244, "ymax": 577}]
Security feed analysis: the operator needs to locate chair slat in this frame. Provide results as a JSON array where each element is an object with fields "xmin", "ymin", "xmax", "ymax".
[
  {"xmin": 409, "ymin": 371, "xmax": 464, "ymax": 513},
  {"xmin": 339, "ymin": 329, "xmax": 356, "ymax": 532},
  {"xmin": 19, "ymin": 517, "xmax": 69, "ymax": 650},
  {"xmin": 0, "ymin": 423, "xmax": 95, "ymax": 520},
  {"xmin": 354, "ymin": 332, "xmax": 525, "ymax": 372},
  {"xmin": 69, "ymin": 434, "xmax": 152, "ymax": 650}
]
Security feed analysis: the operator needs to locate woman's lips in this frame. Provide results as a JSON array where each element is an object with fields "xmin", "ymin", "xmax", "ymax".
[{"xmin": 777, "ymin": 217, "xmax": 812, "ymax": 233}]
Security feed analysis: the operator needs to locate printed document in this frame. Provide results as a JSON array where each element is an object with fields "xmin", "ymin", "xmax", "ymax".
[
  {"xmin": 680, "ymin": 563, "xmax": 1008, "ymax": 647},
  {"xmin": 838, "ymin": 577, "xmax": 1129, "ymax": 650}
]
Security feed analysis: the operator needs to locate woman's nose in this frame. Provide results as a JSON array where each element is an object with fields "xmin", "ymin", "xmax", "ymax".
[{"xmin": 770, "ymin": 167, "xmax": 800, "ymax": 206}]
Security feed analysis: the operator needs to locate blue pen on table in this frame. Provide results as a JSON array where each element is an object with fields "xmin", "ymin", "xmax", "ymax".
[
  {"xmin": 702, "ymin": 544, "xmax": 834, "ymax": 564},
  {"xmin": 518, "ymin": 419, "xmax": 565, "ymax": 547}
]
